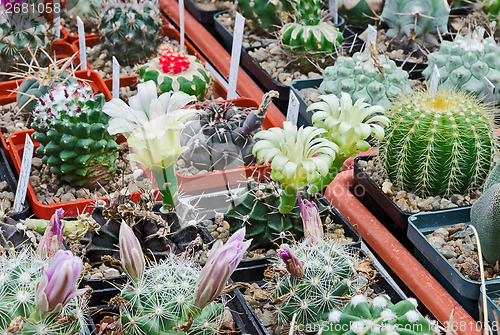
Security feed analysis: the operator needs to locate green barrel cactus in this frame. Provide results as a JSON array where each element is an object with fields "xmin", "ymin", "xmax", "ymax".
[
  {"xmin": 139, "ymin": 44, "xmax": 212, "ymax": 101},
  {"xmin": 237, "ymin": 0, "xmax": 293, "ymax": 33},
  {"xmin": 337, "ymin": 0, "xmax": 384, "ymax": 26},
  {"xmin": 326, "ymin": 295, "xmax": 438, "ymax": 334},
  {"xmin": 279, "ymin": 0, "xmax": 344, "ymax": 55},
  {"xmin": 224, "ymin": 180, "xmax": 329, "ymax": 249},
  {"xmin": 422, "ymin": 33, "xmax": 500, "ymax": 105},
  {"xmin": 319, "ymin": 52, "xmax": 411, "ymax": 108},
  {"xmin": 31, "ymin": 83, "xmax": 120, "ymax": 189},
  {"xmin": 98, "ymin": 0, "xmax": 163, "ymax": 65},
  {"xmin": 380, "ymin": 0, "xmax": 450, "ymax": 45},
  {"xmin": 379, "ymin": 89, "xmax": 494, "ymax": 198}
]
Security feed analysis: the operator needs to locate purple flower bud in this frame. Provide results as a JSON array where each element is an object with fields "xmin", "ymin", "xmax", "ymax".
[
  {"xmin": 37, "ymin": 208, "xmax": 65, "ymax": 260},
  {"xmin": 192, "ymin": 228, "xmax": 251, "ymax": 310},
  {"xmin": 297, "ymin": 191, "xmax": 323, "ymax": 241},
  {"xmin": 35, "ymin": 250, "xmax": 87, "ymax": 316},
  {"xmin": 278, "ymin": 244, "xmax": 304, "ymax": 279},
  {"xmin": 119, "ymin": 221, "xmax": 145, "ymax": 282}
]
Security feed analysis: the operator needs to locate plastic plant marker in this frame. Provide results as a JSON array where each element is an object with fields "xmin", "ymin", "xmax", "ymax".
[
  {"xmin": 429, "ymin": 65, "xmax": 440, "ymax": 94},
  {"xmin": 484, "ymin": 77, "xmax": 496, "ymax": 105},
  {"xmin": 13, "ymin": 134, "xmax": 33, "ymax": 212},
  {"xmin": 77, "ymin": 16, "xmax": 87, "ymax": 71},
  {"xmin": 286, "ymin": 90, "xmax": 300, "ymax": 125},
  {"xmin": 227, "ymin": 12, "xmax": 245, "ymax": 100},
  {"xmin": 53, "ymin": 0, "xmax": 61, "ymax": 39},
  {"xmin": 329, "ymin": 0, "xmax": 338, "ymax": 25},
  {"xmin": 366, "ymin": 24, "xmax": 377, "ymax": 54},
  {"xmin": 112, "ymin": 57, "xmax": 120, "ymax": 99},
  {"xmin": 179, "ymin": 0, "xmax": 185, "ymax": 51}
]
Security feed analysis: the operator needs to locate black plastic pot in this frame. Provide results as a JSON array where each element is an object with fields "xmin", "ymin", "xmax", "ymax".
[
  {"xmin": 481, "ymin": 282, "xmax": 500, "ymax": 333},
  {"xmin": 0, "ymin": 149, "xmax": 30, "ymax": 221},
  {"xmin": 184, "ymin": 0, "xmax": 229, "ymax": 26},
  {"xmin": 290, "ymin": 78, "xmax": 323, "ymax": 127},
  {"xmin": 407, "ymin": 207, "xmax": 498, "ymax": 320}
]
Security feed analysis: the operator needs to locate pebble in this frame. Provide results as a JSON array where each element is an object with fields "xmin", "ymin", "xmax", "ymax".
[
  {"xmin": 382, "ymin": 182, "xmax": 393, "ymax": 195},
  {"xmin": 428, "ymin": 235, "xmax": 445, "ymax": 249},
  {"xmin": 103, "ymin": 268, "xmax": 121, "ymax": 278},
  {"xmin": 90, "ymin": 272, "xmax": 104, "ymax": 280},
  {"xmin": 451, "ymin": 227, "xmax": 474, "ymax": 239},
  {"xmin": 440, "ymin": 245, "xmax": 457, "ymax": 259},
  {"xmin": 433, "ymin": 228, "xmax": 449, "ymax": 239}
]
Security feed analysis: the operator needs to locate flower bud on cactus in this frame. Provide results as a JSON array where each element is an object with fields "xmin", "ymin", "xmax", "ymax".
[
  {"xmin": 237, "ymin": 0, "xmax": 293, "ymax": 33},
  {"xmin": 320, "ymin": 52, "xmax": 411, "ymax": 108},
  {"xmin": 31, "ymin": 83, "xmax": 120, "ymax": 189},
  {"xmin": 119, "ymin": 221, "xmax": 146, "ymax": 283},
  {"xmin": 278, "ymin": 244, "xmax": 305, "ymax": 279},
  {"xmin": 37, "ymin": 209, "xmax": 64, "ymax": 260},
  {"xmin": 297, "ymin": 191, "xmax": 323, "ymax": 241},
  {"xmin": 140, "ymin": 45, "xmax": 212, "ymax": 101},
  {"xmin": 423, "ymin": 31, "xmax": 500, "ymax": 105},
  {"xmin": 379, "ymin": 89, "xmax": 494, "ymax": 197}
]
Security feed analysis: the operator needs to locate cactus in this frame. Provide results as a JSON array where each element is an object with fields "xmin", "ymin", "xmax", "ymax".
[
  {"xmin": 337, "ymin": 0, "xmax": 384, "ymax": 26},
  {"xmin": 180, "ymin": 91, "xmax": 277, "ymax": 172},
  {"xmin": 225, "ymin": 180, "xmax": 330, "ymax": 249},
  {"xmin": 31, "ymin": 83, "xmax": 120, "ymax": 189},
  {"xmin": 0, "ymin": 248, "xmax": 88, "ymax": 335},
  {"xmin": 237, "ymin": 0, "xmax": 293, "ymax": 33},
  {"xmin": 279, "ymin": 0, "xmax": 344, "ymax": 55},
  {"xmin": 380, "ymin": 0, "xmax": 450, "ymax": 45},
  {"xmin": 483, "ymin": 0, "xmax": 500, "ymax": 21},
  {"xmin": 319, "ymin": 52, "xmax": 411, "ymax": 108},
  {"xmin": 267, "ymin": 239, "xmax": 370, "ymax": 331},
  {"xmin": 325, "ymin": 294, "xmax": 438, "ymax": 334},
  {"xmin": 139, "ymin": 44, "xmax": 212, "ymax": 101},
  {"xmin": 98, "ymin": 0, "xmax": 163, "ymax": 66},
  {"xmin": 379, "ymin": 89, "xmax": 494, "ymax": 198},
  {"xmin": 65, "ymin": 0, "xmax": 103, "ymax": 28},
  {"xmin": 422, "ymin": 32, "xmax": 500, "ymax": 105}
]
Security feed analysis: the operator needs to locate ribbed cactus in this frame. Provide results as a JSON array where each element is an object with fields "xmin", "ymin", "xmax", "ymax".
[
  {"xmin": 31, "ymin": 83, "xmax": 120, "ymax": 189},
  {"xmin": 319, "ymin": 52, "xmax": 411, "ymax": 108},
  {"xmin": 237, "ymin": 0, "xmax": 293, "ymax": 32},
  {"xmin": 98, "ymin": 0, "xmax": 163, "ymax": 65},
  {"xmin": 379, "ymin": 89, "xmax": 494, "ymax": 197},
  {"xmin": 337, "ymin": 0, "xmax": 384, "ymax": 26},
  {"xmin": 326, "ymin": 294, "xmax": 437, "ymax": 334},
  {"xmin": 279, "ymin": 0, "xmax": 344, "ymax": 54},
  {"xmin": 380, "ymin": 0, "xmax": 450, "ymax": 45},
  {"xmin": 224, "ymin": 180, "xmax": 329, "ymax": 249},
  {"xmin": 139, "ymin": 45, "xmax": 212, "ymax": 101},
  {"xmin": 268, "ymin": 240, "xmax": 369, "ymax": 331},
  {"xmin": 422, "ymin": 32, "xmax": 500, "ymax": 105}
]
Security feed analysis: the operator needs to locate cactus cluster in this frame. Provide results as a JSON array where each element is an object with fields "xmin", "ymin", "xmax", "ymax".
[
  {"xmin": 279, "ymin": 0, "xmax": 344, "ymax": 55},
  {"xmin": 237, "ymin": 0, "xmax": 293, "ymax": 33},
  {"xmin": 140, "ymin": 44, "xmax": 212, "ymax": 101},
  {"xmin": 31, "ymin": 83, "xmax": 120, "ymax": 189},
  {"xmin": 98, "ymin": 0, "xmax": 163, "ymax": 66},
  {"xmin": 319, "ymin": 52, "xmax": 411, "ymax": 108},
  {"xmin": 379, "ymin": 89, "xmax": 494, "ymax": 198},
  {"xmin": 380, "ymin": 0, "xmax": 450, "ymax": 45},
  {"xmin": 423, "ymin": 32, "xmax": 500, "ymax": 105}
]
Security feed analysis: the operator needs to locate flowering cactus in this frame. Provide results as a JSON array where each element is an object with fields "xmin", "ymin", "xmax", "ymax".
[
  {"xmin": 23, "ymin": 213, "xmax": 98, "ymax": 240},
  {"xmin": 297, "ymin": 191, "xmax": 323, "ymax": 241},
  {"xmin": 119, "ymin": 221, "xmax": 145, "ymax": 283},
  {"xmin": 278, "ymin": 244, "xmax": 305, "ymax": 279}
]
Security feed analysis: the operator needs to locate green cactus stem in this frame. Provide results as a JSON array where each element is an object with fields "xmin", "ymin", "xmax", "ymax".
[{"xmin": 237, "ymin": 0, "xmax": 293, "ymax": 33}]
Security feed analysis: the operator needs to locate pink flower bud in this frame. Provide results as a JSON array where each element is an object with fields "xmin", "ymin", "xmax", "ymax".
[
  {"xmin": 37, "ymin": 208, "xmax": 65, "ymax": 259},
  {"xmin": 297, "ymin": 191, "xmax": 323, "ymax": 241},
  {"xmin": 192, "ymin": 228, "xmax": 251, "ymax": 310},
  {"xmin": 278, "ymin": 244, "xmax": 304, "ymax": 279},
  {"xmin": 35, "ymin": 250, "xmax": 87, "ymax": 316},
  {"xmin": 119, "ymin": 221, "xmax": 145, "ymax": 282}
]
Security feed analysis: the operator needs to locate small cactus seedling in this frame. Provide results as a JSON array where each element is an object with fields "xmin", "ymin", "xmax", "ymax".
[
  {"xmin": 31, "ymin": 83, "xmax": 121, "ymax": 189},
  {"xmin": 237, "ymin": 0, "xmax": 293, "ymax": 33},
  {"xmin": 379, "ymin": 89, "xmax": 495, "ymax": 197},
  {"xmin": 139, "ymin": 44, "xmax": 212, "ymax": 101}
]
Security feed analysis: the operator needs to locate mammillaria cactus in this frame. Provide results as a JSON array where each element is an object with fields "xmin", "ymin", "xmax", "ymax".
[
  {"xmin": 279, "ymin": 0, "xmax": 344, "ymax": 55},
  {"xmin": 31, "ymin": 83, "xmax": 120, "ymax": 189},
  {"xmin": 237, "ymin": 0, "xmax": 293, "ymax": 33},
  {"xmin": 337, "ymin": 0, "xmax": 384, "ymax": 26},
  {"xmin": 140, "ymin": 45, "xmax": 212, "ymax": 100},
  {"xmin": 319, "ymin": 52, "xmax": 411, "ymax": 108},
  {"xmin": 326, "ymin": 294, "xmax": 438, "ymax": 334},
  {"xmin": 98, "ymin": 0, "xmax": 163, "ymax": 65},
  {"xmin": 423, "ymin": 31, "xmax": 500, "ymax": 105},
  {"xmin": 379, "ymin": 89, "xmax": 495, "ymax": 197},
  {"xmin": 380, "ymin": 0, "xmax": 450, "ymax": 46}
]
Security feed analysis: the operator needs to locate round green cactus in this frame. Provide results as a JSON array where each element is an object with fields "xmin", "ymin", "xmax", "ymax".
[
  {"xmin": 319, "ymin": 52, "xmax": 411, "ymax": 108},
  {"xmin": 379, "ymin": 89, "xmax": 494, "ymax": 197},
  {"xmin": 423, "ymin": 33, "xmax": 500, "ymax": 105},
  {"xmin": 337, "ymin": 0, "xmax": 384, "ymax": 26},
  {"xmin": 139, "ymin": 45, "xmax": 212, "ymax": 101},
  {"xmin": 237, "ymin": 0, "xmax": 293, "ymax": 32}
]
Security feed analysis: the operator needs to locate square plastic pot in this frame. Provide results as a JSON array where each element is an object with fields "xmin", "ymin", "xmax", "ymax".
[{"xmin": 289, "ymin": 78, "xmax": 323, "ymax": 127}]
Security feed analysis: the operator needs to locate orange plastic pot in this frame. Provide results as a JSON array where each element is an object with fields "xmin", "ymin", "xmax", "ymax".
[
  {"xmin": 159, "ymin": 0, "xmax": 285, "ymax": 128},
  {"xmin": 324, "ymin": 170, "xmax": 480, "ymax": 335}
]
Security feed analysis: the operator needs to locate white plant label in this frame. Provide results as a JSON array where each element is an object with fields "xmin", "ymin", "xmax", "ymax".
[
  {"xmin": 429, "ymin": 65, "xmax": 440, "ymax": 93},
  {"xmin": 77, "ymin": 16, "xmax": 87, "ymax": 71},
  {"xmin": 366, "ymin": 25, "xmax": 377, "ymax": 54},
  {"xmin": 286, "ymin": 91, "xmax": 300, "ymax": 125},
  {"xmin": 483, "ymin": 77, "xmax": 496, "ymax": 104},
  {"xmin": 13, "ymin": 135, "xmax": 34, "ymax": 212},
  {"xmin": 477, "ymin": 26, "xmax": 486, "ymax": 40},
  {"xmin": 53, "ymin": 0, "xmax": 61, "ymax": 39},
  {"xmin": 179, "ymin": 0, "xmax": 185, "ymax": 51},
  {"xmin": 329, "ymin": 0, "xmax": 338, "ymax": 25},
  {"xmin": 227, "ymin": 12, "xmax": 245, "ymax": 100},
  {"xmin": 112, "ymin": 57, "xmax": 120, "ymax": 99}
]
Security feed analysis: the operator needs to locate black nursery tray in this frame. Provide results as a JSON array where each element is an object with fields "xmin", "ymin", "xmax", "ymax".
[
  {"xmin": 0, "ymin": 149, "xmax": 30, "ymax": 221},
  {"xmin": 184, "ymin": 0, "xmax": 231, "ymax": 26}
]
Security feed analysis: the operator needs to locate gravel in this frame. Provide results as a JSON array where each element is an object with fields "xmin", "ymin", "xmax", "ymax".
[{"xmin": 0, "ymin": 103, "xmax": 30, "ymax": 144}]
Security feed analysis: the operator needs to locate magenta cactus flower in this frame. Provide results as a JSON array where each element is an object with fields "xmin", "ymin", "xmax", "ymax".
[
  {"xmin": 37, "ymin": 208, "xmax": 65, "ymax": 260},
  {"xmin": 278, "ymin": 244, "xmax": 305, "ymax": 279},
  {"xmin": 119, "ymin": 221, "xmax": 145, "ymax": 282},
  {"xmin": 192, "ymin": 228, "xmax": 251, "ymax": 310},
  {"xmin": 34, "ymin": 250, "xmax": 87, "ymax": 316},
  {"xmin": 297, "ymin": 191, "xmax": 324, "ymax": 241}
]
